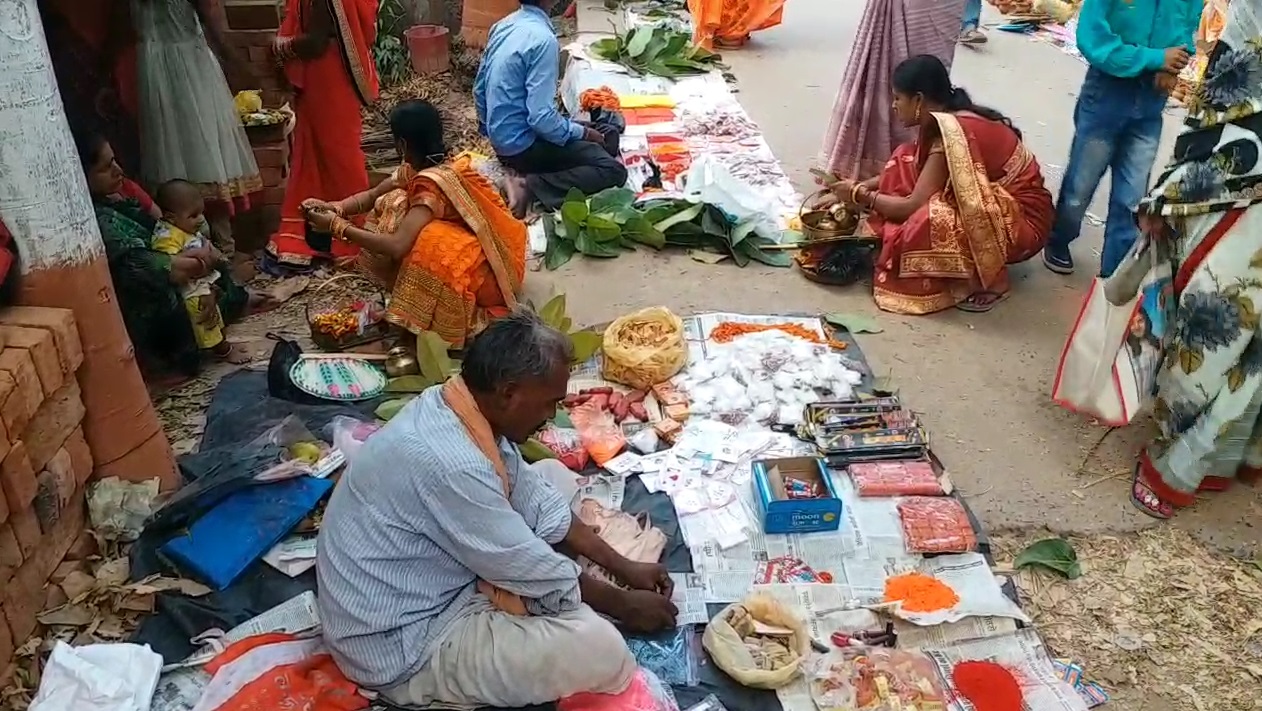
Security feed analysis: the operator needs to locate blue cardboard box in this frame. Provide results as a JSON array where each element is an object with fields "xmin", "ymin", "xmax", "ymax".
[{"xmin": 751, "ymin": 456, "xmax": 843, "ymax": 534}]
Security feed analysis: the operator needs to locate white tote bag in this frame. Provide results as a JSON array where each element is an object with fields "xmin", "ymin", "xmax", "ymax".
[{"xmin": 1051, "ymin": 236, "xmax": 1174, "ymax": 425}]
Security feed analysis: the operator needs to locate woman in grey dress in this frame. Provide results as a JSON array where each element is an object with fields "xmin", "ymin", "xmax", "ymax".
[{"xmin": 133, "ymin": 0, "xmax": 263, "ymax": 256}]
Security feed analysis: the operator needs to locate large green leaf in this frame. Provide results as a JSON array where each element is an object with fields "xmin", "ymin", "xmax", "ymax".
[
  {"xmin": 661, "ymin": 33, "xmax": 689, "ymax": 58},
  {"xmin": 653, "ymin": 202, "xmax": 705, "ymax": 231},
  {"xmin": 622, "ymin": 215, "xmax": 666, "ymax": 249},
  {"xmin": 375, "ymin": 397, "xmax": 412, "ymax": 421},
  {"xmin": 589, "ymin": 37, "xmax": 622, "ymax": 60},
  {"xmin": 416, "ymin": 330, "xmax": 454, "ymax": 382},
  {"xmin": 726, "ymin": 238, "xmax": 751, "ymax": 267},
  {"xmin": 730, "ymin": 219, "xmax": 758, "ymax": 247},
  {"xmin": 824, "ymin": 312, "xmax": 884, "ymax": 334},
  {"xmin": 1013, "ymin": 538, "xmax": 1082, "ymax": 579},
  {"xmin": 545, "ymin": 234, "xmax": 576, "ymax": 270},
  {"xmin": 539, "ymin": 294, "xmax": 566, "ymax": 329},
  {"xmin": 569, "ymin": 330, "xmax": 603, "ymax": 363},
  {"xmin": 386, "ymin": 375, "xmax": 435, "ymax": 393},
  {"xmin": 663, "ymin": 221, "xmax": 707, "ymax": 246},
  {"xmin": 589, "ymin": 187, "xmax": 636, "ymax": 216},
  {"xmin": 520, "ymin": 437, "xmax": 557, "ymax": 463},
  {"xmin": 701, "ymin": 205, "xmax": 730, "ymax": 241},
  {"xmin": 625, "ymin": 26, "xmax": 652, "ymax": 58},
  {"xmin": 559, "ymin": 188, "xmax": 589, "ymax": 237},
  {"xmin": 575, "ymin": 230, "xmax": 621, "ymax": 257},
  {"xmin": 587, "ymin": 214, "xmax": 622, "ymax": 242},
  {"xmin": 737, "ymin": 239, "xmax": 793, "ymax": 267}
]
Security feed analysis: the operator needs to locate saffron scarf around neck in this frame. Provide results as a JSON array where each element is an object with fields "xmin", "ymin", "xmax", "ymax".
[{"xmin": 440, "ymin": 376, "xmax": 529, "ymax": 616}]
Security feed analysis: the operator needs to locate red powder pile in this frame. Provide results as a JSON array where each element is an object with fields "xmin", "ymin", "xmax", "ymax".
[{"xmin": 951, "ymin": 660, "xmax": 1023, "ymax": 711}]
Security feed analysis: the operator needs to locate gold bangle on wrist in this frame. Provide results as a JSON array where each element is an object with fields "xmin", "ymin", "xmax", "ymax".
[
  {"xmin": 331, "ymin": 216, "xmax": 351, "ymax": 241},
  {"xmin": 850, "ymin": 183, "xmax": 863, "ymax": 205}
]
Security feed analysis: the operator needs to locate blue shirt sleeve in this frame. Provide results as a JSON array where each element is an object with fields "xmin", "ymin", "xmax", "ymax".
[
  {"xmin": 1076, "ymin": 0, "xmax": 1168, "ymax": 77},
  {"xmin": 524, "ymin": 38, "xmax": 585, "ymax": 146},
  {"xmin": 1180, "ymin": 0, "xmax": 1200, "ymax": 53}
]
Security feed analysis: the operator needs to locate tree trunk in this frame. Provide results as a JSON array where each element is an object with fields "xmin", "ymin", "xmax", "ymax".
[{"xmin": 0, "ymin": 0, "xmax": 179, "ymax": 490}]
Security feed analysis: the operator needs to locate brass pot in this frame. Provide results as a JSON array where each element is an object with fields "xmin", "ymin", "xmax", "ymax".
[{"xmin": 384, "ymin": 347, "xmax": 420, "ymax": 378}]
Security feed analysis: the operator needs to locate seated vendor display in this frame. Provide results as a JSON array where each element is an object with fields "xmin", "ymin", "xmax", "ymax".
[
  {"xmin": 302, "ymin": 100, "xmax": 526, "ymax": 349},
  {"xmin": 473, "ymin": 0, "xmax": 628, "ymax": 218},
  {"xmin": 316, "ymin": 309, "xmax": 678, "ymax": 708},
  {"xmin": 816, "ymin": 55, "xmax": 1053, "ymax": 315}
]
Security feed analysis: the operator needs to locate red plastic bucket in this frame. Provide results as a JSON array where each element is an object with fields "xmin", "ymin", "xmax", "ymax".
[{"xmin": 405, "ymin": 25, "xmax": 450, "ymax": 75}]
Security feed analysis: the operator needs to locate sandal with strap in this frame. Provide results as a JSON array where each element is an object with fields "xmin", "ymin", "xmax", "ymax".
[
  {"xmin": 956, "ymin": 291, "xmax": 1008, "ymax": 313},
  {"xmin": 1130, "ymin": 465, "xmax": 1174, "ymax": 519}
]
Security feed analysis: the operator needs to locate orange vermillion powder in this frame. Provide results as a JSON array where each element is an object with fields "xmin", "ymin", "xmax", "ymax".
[
  {"xmin": 710, "ymin": 321, "xmax": 848, "ymax": 349},
  {"xmin": 882, "ymin": 572, "xmax": 960, "ymax": 613}
]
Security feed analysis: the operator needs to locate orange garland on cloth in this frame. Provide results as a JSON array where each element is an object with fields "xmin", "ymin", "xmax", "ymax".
[
  {"xmin": 882, "ymin": 572, "xmax": 959, "ymax": 613},
  {"xmin": 580, "ymin": 86, "xmax": 621, "ymax": 111},
  {"xmin": 710, "ymin": 321, "xmax": 848, "ymax": 349}
]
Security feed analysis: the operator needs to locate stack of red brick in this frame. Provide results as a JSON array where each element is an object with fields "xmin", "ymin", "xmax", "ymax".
[{"xmin": 0, "ymin": 308, "xmax": 94, "ymax": 673}]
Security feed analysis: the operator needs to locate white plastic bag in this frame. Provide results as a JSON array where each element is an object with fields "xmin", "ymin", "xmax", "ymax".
[
  {"xmin": 30, "ymin": 641, "xmax": 163, "ymax": 711},
  {"xmin": 680, "ymin": 154, "xmax": 782, "ymax": 242},
  {"xmin": 1052, "ymin": 235, "xmax": 1173, "ymax": 425}
]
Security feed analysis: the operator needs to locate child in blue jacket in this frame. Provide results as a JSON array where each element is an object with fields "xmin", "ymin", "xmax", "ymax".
[{"xmin": 1042, "ymin": 0, "xmax": 1201, "ymax": 277}]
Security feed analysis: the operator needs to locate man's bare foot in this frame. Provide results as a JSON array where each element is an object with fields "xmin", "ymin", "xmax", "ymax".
[
  {"xmin": 211, "ymin": 340, "xmax": 251, "ymax": 364},
  {"xmin": 246, "ymin": 290, "xmax": 282, "ymax": 315},
  {"xmin": 505, "ymin": 176, "xmax": 530, "ymax": 220}
]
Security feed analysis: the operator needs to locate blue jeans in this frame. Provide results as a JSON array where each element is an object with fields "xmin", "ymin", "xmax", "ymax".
[
  {"xmin": 1047, "ymin": 68, "xmax": 1165, "ymax": 276},
  {"xmin": 962, "ymin": 0, "xmax": 982, "ymax": 30}
]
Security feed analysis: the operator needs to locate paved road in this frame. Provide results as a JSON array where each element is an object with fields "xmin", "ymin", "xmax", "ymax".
[{"xmin": 551, "ymin": 0, "xmax": 1262, "ymax": 553}]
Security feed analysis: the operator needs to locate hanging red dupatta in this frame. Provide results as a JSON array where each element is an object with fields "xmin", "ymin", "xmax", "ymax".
[{"xmin": 267, "ymin": 0, "xmax": 380, "ymax": 268}]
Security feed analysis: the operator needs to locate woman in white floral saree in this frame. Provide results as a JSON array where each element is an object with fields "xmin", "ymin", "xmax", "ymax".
[{"xmin": 1131, "ymin": 0, "xmax": 1262, "ymax": 518}]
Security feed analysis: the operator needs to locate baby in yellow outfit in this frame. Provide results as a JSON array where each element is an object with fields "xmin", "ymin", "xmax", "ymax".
[{"xmin": 152, "ymin": 180, "xmax": 242, "ymax": 361}]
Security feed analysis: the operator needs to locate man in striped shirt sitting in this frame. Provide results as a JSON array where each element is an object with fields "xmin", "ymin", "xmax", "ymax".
[{"xmin": 316, "ymin": 309, "xmax": 677, "ymax": 708}]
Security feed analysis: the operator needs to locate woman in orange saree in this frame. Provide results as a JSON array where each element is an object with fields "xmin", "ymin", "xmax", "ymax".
[
  {"xmin": 267, "ymin": 0, "xmax": 379, "ymax": 271},
  {"xmin": 822, "ymin": 55, "xmax": 1054, "ymax": 314},
  {"xmin": 687, "ymin": 0, "xmax": 786, "ymax": 50},
  {"xmin": 304, "ymin": 101, "xmax": 527, "ymax": 348}
]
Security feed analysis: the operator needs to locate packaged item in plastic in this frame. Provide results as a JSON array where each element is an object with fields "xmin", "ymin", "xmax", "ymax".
[
  {"xmin": 849, "ymin": 461, "xmax": 943, "ymax": 497},
  {"xmin": 559, "ymin": 668, "xmax": 679, "ymax": 711},
  {"xmin": 538, "ymin": 425, "xmax": 591, "ymax": 471},
  {"xmin": 896, "ymin": 497, "xmax": 977, "ymax": 553},
  {"xmin": 628, "ymin": 427, "xmax": 661, "ymax": 454},
  {"xmin": 809, "ymin": 646, "xmax": 946, "ymax": 711},
  {"xmin": 627, "ymin": 626, "xmax": 702, "ymax": 687},
  {"xmin": 570, "ymin": 402, "xmax": 627, "ymax": 466},
  {"xmin": 701, "ymin": 594, "xmax": 810, "ymax": 690},
  {"xmin": 326, "ymin": 415, "xmax": 380, "ymax": 465},
  {"xmin": 683, "ymin": 695, "xmax": 730, "ymax": 711}
]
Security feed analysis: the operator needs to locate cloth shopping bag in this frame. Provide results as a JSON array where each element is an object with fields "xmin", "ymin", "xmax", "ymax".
[{"xmin": 1052, "ymin": 235, "xmax": 1174, "ymax": 425}]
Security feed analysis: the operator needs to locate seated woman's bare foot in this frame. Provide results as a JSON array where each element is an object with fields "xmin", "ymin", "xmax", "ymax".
[
  {"xmin": 505, "ymin": 176, "xmax": 530, "ymax": 219},
  {"xmin": 211, "ymin": 340, "xmax": 251, "ymax": 364},
  {"xmin": 246, "ymin": 290, "xmax": 282, "ymax": 315}
]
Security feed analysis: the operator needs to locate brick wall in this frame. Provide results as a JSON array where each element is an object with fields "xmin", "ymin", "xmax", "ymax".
[
  {"xmin": 222, "ymin": 1, "xmax": 290, "ymax": 250},
  {"xmin": 0, "ymin": 308, "xmax": 92, "ymax": 671}
]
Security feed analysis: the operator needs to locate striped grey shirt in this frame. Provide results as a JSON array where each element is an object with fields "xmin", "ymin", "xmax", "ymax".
[{"xmin": 316, "ymin": 387, "xmax": 581, "ymax": 689}]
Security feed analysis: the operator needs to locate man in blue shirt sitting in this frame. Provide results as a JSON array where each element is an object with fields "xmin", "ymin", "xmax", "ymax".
[
  {"xmin": 474, "ymin": 0, "xmax": 629, "ymax": 218},
  {"xmin": 1041, "ymin": 0, "xmax": 1199, "ymax": 277}
]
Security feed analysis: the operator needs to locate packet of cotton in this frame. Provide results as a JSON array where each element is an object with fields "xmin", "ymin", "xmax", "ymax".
[{"xmin": 30, "ymin": 641, "xmax": 163, "ymax": 711}]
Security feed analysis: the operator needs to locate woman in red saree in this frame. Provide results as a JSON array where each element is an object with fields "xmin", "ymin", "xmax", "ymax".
[
  {"xmin": 266, "ymin": 0, "xmax": 379, "ymax": 270},
  {"xmin": 822, "ymin": 55, "xmax": 1054, "ymax": 314}
]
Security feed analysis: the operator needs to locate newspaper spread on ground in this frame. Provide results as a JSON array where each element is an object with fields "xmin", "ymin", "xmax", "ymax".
[
  {"xmin": 925, "ymin": 629, "xmax": 1091, "ymax": 711},
  {"xmin": 575, "ymin": 474, "xmax": 626, "ymax": 510},
  {"xmin": 153, "ymin": 592, "xmax": 322, "ymax": 709},
  {"xmin": 669, "ymin": 573, "xmax": 710, "ymax": 625},
  {"xmin": 897, "ymin": 554, "xmax": 1030, "ymax": 626}
]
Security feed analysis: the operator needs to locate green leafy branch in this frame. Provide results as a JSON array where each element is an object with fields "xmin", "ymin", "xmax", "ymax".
[
  {"xmin": 546, "ymin": 187, "xmax": 792, "ymax": 270},
  {"xmin": 589, "ymin": 26, "xmax": 724, "ymax": 79},
  {"xmin": 374, "ymin": 294, "xmax": 603, "ymax": 421}
]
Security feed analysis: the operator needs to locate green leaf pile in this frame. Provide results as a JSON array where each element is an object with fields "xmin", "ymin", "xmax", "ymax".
[
  {"xmin": 374, "ymin": 295, "xmax": 604, "ymax": 419},
  {"xmin": 589, "ymin": 27, "xmax": 724, "ymax": 79},
  {"xmin": 547, "ymin": 188, "xmax": 790, "ymax": 270},
  {"xmin": 1013, "ymin": 537, "xmax": 1082, "ymax": 579}
]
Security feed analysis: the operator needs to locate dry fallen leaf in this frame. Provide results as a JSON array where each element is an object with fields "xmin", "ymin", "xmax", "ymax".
[
  {"xmin": 94, "ymin": 557, "xmax": 129, "ymax": 587},
  {"xmin": 58, "ymin": 571, "xmax": 97, "ymax": 601},
  {"xmin": 37, "ymin": 603, "xmax": 96, "ymax": 627}
]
